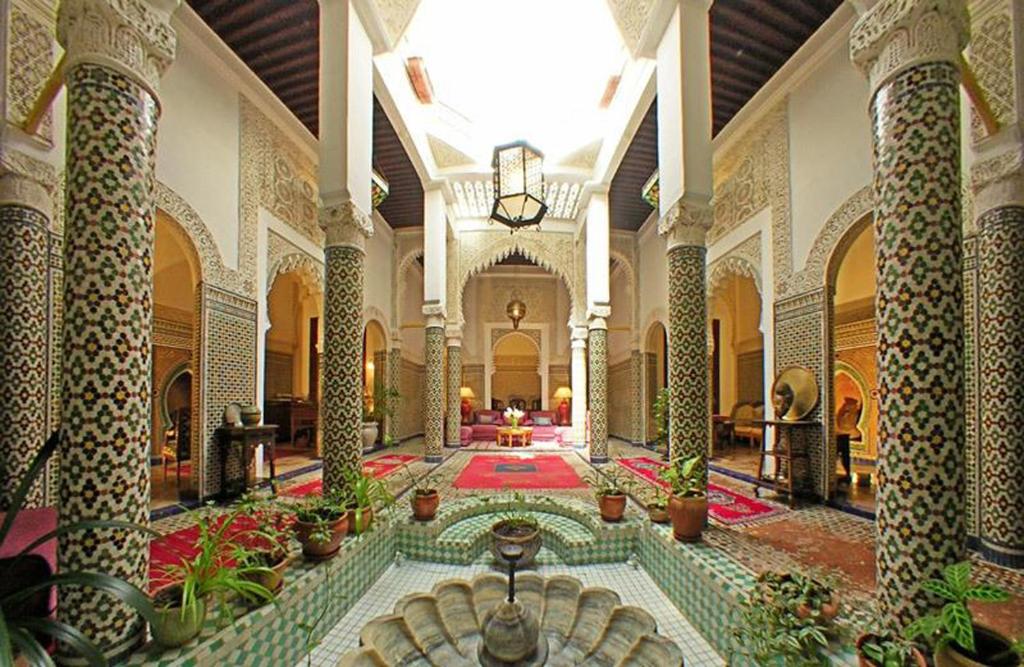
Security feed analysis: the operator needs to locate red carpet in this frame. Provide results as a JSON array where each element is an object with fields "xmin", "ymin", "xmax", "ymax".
[
  {"xmin": 281, "ymin": 453, "xmax": 419, "ymax": 498},
  {"xmin": 616, "ymin": 457, "xmax": 786, "ymax": 525},
  {"xmin": 149, "ymin": 514, "xmax": 261, "ymax": 592},
  {"xmin": 453, "ymin": 454, "xmax": 584, "ymax": 489}
]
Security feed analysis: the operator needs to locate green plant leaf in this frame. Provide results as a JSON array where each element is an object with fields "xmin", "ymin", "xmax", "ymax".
[
  {"xmin": 963, "ymin": 584, "xmax": 1010, "ymax": 602},
  {"xmin": 942, "ymin": 602, "xmax": 975, "ymax": 654},
  {"xmin": 17, "ymin": 618, "xmax": 106, "ymax": 667},
  {"xmin": 922, "ymin": 579, "xmax": 959, "ymax": 602},
  {"xmin": 0, "ymin": 431, "xmax": 59, "ymax": 546},
  {"xmin": 943, "ymin": 561, "xmax": 971, "ymax": 593},
  {"xmin": 0, "ymin": 615, "xmax": 15, "ymax": 667},
  {"xmin": 1, "ymin": 573, "xmax": 157, "ymax": 628},
  {"xmin": 904, "ymin": 614, "xmax": 942, "ymax": 641},
  {"xmin": 8, "ymin": 627, "xmax": 53, "ymax": 667}
]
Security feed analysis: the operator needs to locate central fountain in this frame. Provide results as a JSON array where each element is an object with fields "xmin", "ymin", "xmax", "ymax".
[{"xmin": 338, "ymin": 545, "xmax": 684, "ymax": 666}]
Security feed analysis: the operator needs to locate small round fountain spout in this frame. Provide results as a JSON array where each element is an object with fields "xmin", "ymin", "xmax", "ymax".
[{"xmin": 479, "ymin": 544, "xmax": 548, "ymax": 665}]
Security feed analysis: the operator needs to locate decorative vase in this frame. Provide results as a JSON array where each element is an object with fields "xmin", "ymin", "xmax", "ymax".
[
  {"xmin": 240, "ymin": 405, "xmax": 261, "ymax": 426},
  {"xmin": 667, "ymin": 494, "xmax": 708, "ymax": 542},
  {"xmin": 362, "ymin": 422, "xmax": 379, "ymax": 451}
]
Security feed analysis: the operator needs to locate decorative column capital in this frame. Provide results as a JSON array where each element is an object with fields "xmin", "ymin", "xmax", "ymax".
[
  {"xmin": 850, "ymin": 0, "xmax": 969, "ymax": 94},
  {"xmin": 588, "ymin": 316, "xmax": 608, "ymax": 332},
  {"xmin": 570, "ymin": 326, "xmax": 589, "ymax": 344},
  {"xmin": 424, "ymin": 312, "xmax": 445, "ymax": 329},
  {"xmin": 320, "ymin": 199, "xmax": 373, "ymax": 250},
  {"xmin": 445, "ymin": 323, "xmax": 462, "ymax": 346},
  {"xmin": 658, "ymin": 196, "xmax": 713, "ymax": 251},
  {"xmin": 57, "ymin": 0, "xmax": 180, "ymax": 99},
  {"xmin": 971, "ymin": 142, "xmax": 1024, "ymax": 218},
  {"xmin": 0, "ymin": 149, "xmax": 56, "ymax": 219},
  {"xmin": 422, "ymin": 302, "xmax": 446, "ymax": 325}
]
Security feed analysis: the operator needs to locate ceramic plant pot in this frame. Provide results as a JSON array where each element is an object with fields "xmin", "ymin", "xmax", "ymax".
[
  {"xmin": 667, "ymin": 494, "xmax": 708, "ymax": 542},
  {"xmin": 855, "ymin": 634, "xmax": 928, "ymax": 667},
  {"xmin": 933, "ymin": 625, "xmax": 1021, "ymax": 667},
  {"xmin": 491, "ymin": 520, "xmax": 541, "ymax": 568},
  {"xmin": 411, "ymin": 490, "xmax": 439, "ymax": 521},
  {"xmin": 294, "ymin": 514, "xmax": 348, "ymax": 560},
  {"xmin": 597, "ymin": 494, "xmax": 627, "ymax": 522},
  {"xmin": 647, "ymin": 505, "xmax": 670, "ymax": 524},
  {"xmin": 240, "ymin": 551, "xmax": 289, "ymax": 595},
  {"xmin": 347, "ymin": 506, "xmax": 375, "ymax": 534},
  {"xmin": 151, "ymin": 588, "xmax": 207, "ymax": 648}
]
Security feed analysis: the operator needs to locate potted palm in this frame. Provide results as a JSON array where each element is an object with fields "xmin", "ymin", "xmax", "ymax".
[
  {"xmin": 490, "ymin": 491, "xmax": 541, "ymax": 568},
  {"xmin": 904, "ymin": 561, "xmax": 1020, "ymax": 667},
  {"xmin": 659, "ymin": 454, "xmax": 708, "ymax": 542},
  {"xmin": 584, "ymin": 469, "xmax": 634, "ymax": 522},
  {"xmin": 0, "ymin": 432, "xmax": 161, "ymax": 665},
  {"xmin": 342, "ymin": 468, "xmax": 394, "ymax": 534},
  {"xmin": 291, "ymin": 494, "xmax": 348, "ymax": 561},
  {"xmin": 405, "ymin": 466, "xmax": 439, "ymax": 522},
  {"xmin": 151, "ymin": 509, "xmax": 275, "ymax": 648}
]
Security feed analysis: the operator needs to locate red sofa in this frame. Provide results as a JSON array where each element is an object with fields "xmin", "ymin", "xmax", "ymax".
[{"xmin": 462, "ymin": 410, "xmax": 569, "ymax": 444}]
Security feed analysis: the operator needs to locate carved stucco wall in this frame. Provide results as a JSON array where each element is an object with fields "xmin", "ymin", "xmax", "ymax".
[
  {"xmin": 968, "ymin": 0, "xmax": 1016, "ymax": 142},
  {"xmin": 267, "ymin": 230, "xmax": 324, "ymax": 296},
  {"xmin": 707, "ymin": 233, "xmax": 762, "ymax": 298},
  {"xmin": 5, "ymin": 3, "xmax": 54, "ymax": 144}
]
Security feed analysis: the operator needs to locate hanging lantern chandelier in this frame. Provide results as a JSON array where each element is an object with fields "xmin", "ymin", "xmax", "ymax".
[
  {"xmin": 506, "ymin": 292, "xmax": 527, "ymax": 330},
  {"xmin": 491, "ymin": 141, "xmax": 547, "ymax": 232}
]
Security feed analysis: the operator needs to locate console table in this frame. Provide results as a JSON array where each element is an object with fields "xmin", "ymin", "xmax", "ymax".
[
  {"xmin": 216, "ymin": 424, "xmax": 279, "ymax": 499},
  {"xmin": 754, "ymin": 419, "xmax": 819, "ymax": 507}
]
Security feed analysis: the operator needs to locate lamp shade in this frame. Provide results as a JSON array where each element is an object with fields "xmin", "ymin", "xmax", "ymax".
[
  {"xmin": 553, "ymin": 386, "xmax": 573, "ymax": 400},
  {"xmin": 460, "ymin": 386, "xmax": 476, "ymax": 399},
  {"xmin": 491, "ymin": 141, "xmax": 547, "ymax": 230}
]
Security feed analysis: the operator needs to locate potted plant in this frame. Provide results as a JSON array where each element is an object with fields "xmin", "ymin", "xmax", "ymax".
[
  {"xmin": 584, "ymin": 469, "xmax": 634, "ymax": 522},
  {"xmin": 651, "ymin": 387, "xmax": 670, "ymax": 451},
  {"xmin": 342, "ymin": 468, "xmax": 394, "ymax": 534},
  {"xmin": 758, "ymin": 571, "xmax": 841, "ymax": 624},
  {"xmin": 291, "ymin": 494, "xmax": 348, "ymax": 561},
  {"xmin": 646, "ymin": 487, "xmax": 670, "ymax": 524},
  {"xmin": 490, "ymin": 491, "xmax": 541, "ymax": 568},
  {"xmin": 503, "ymin": 406, "xmax": 525, "ymax": 428},
  {"xmin": 904, "ymin": 561, "xmax": 1019, "ymax": 667},
  {"xmin": 856, "ymin": 632, "xmax": 928, "ymax": 667},
  {"xmin": 405, "ymin": 466, "xmax": 439, "ymax": 521},
  {"xmin": 233, "ymin": 495, "xmax": 291, "ymax": 594},
  {"xmin": 0, "ymin": 432, "xmax": 162, "ymax": 665},
  {"xmin": 730, "ymin": 571, "xmax": 833, "ymax": 667},
  {"xmin": 152, "ymin": 509, "xmax": 275, "ymax": 648},
  {"xmin": 659, "ymin": 454, "xmax": 708, "ymax": 542}
]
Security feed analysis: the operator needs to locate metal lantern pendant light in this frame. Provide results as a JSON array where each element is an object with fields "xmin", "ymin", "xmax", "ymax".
[
  {"xmin": 491, "ymin": 141, "xmax": 547, "ymax": 231},
  {"xmin": 506, "ymin": 291, "xmax": 527, "ymax": 330}
]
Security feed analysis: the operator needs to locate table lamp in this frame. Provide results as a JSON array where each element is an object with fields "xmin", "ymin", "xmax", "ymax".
[
  {"xmin": 459, "ymin": 386, "xmax": 476, "ymax": 424},
  {"xmin": 553, "ymin": 386, "xmax": 572, "ymax": 425}
]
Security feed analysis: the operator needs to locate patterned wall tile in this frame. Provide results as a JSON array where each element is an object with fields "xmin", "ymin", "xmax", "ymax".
[
  {"xmin": 423, "ymin": 327, "xmax": 444, "ymax": 461},
  {"xmin": 667, "ymin": 246, "xmax": 709, "ymax": 465},
  {"xmin": 588, "ymin": 327, "xmax": 609, "ymax": 462},
  {"xmin": 963, "ymin": 235, "xmax": 979, "ymax": 539},
  {"xmin": 445, "ymin": 344, "xmax": 462, "ymax": 447}
]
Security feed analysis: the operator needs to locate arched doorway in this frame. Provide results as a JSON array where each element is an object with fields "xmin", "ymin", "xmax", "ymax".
[
  {"xmin": 826, "ymin": 217, "xmax": 877, "ymax": 512},
  {"xmin": 708, "ymin": 272, "xmax": 766, "ymax": 478},
  {"xmin": 644, "ymin": 321, "xmax": 668, "ymax": 447},
  {"xmin": 363, "ymin": 319, "xmax": 389, "ymax": 446},
  {"xmin": 263, "ymin": 268, "xmax": 323, "ymax": 471},
  {"xmin": 490, "ymin": 332, "xmax": 542, "ymax": 411},
  {"xmin": 151, "ymin": 211, "xmax": 200, "ymax": 507}
]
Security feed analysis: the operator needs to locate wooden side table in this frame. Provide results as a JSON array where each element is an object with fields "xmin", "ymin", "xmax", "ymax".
[
  {"xmin": 216, "ymin": 424, "xmax": 279, "ymax": 500},
  {"xmin": 754, "ymin": 419, "xmax": 819, "ymax": 507},
  {"xmin": 496, "ymin": 426, "xmax": 533, "ymax": 448}
]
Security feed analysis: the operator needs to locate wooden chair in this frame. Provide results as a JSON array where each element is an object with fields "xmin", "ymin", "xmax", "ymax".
[{"xmin": 161, "ymin": 408, "xmax": 191, "ymax": 486}]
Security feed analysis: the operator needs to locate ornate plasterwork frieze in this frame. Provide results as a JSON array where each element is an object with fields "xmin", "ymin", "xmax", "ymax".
[
  {"xmin": 775, "ymin": 288, "xmax": 825, "ymax": 321},
  {"xmin": 835, "ymin": 318, "xmax": 878, "ymax": 351},
  {"xmin": 968, "ymin": 3, "xmax": 1016, "ymax": 141},
  {"xmin": 320, "ymin": 200, "xmax": 373, "ymax": 251},
  {"xmin": 267, "ymin": 230, "xmax": 324, "ymax": 295},
  {"xmin": 610, "ymin": 231, "xmax": 640, "ymax": 335},
  {"xmin": 605, "ymin": 0, "xmax": 657, "ymax": 55},
  {"xmin": 971, "ymin": 146, "xmax": 1024, "ymax": 216},
  {"xmin": 707, "ymin": 233, "xmax": 762, "ymax": 298},
  {"xmin": 658, "ymin": 196, "xmax": 713, "ymax": 250},
  {"xmin": 850, "ymin": 0, "xmax": 970, "ymax": 93},
  {"xmin": 491, "ymin": 327, "xmax": 541, "ymax": 351},
  {"xmin": 427, "ymin": 135, "xmax": 474, "ymax": 169},
  {"xmin": 374, "ymin": 0, "xmax": 420, "ymax": 49},
  {"xmin": 57, "ymin": 0, "xmax": 179, "ymax": 98},
  {"xmin": 6, "ymin": 5, "xmax": 55, "ymax": 142},
  {"xmin": 0, "ymin": 148, "xmax": 56, "ymax": 219}
]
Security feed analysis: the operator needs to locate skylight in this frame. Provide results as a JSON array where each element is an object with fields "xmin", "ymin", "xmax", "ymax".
[{"xmin": 401, "ymin": 0, "xmax": 627, "ymax": 165}]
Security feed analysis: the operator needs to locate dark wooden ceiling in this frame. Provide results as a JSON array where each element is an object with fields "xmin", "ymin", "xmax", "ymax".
[
  {"xmin": 188, "ymin": 0, "xmax": 841, "ymax": 230},
  {"xmin": 373, "ymin": 98, "xmax": 423, "ymax": 228},
  {"xmin": 609, "ymin": 101, "xmax": 658, "ymax": 232}
]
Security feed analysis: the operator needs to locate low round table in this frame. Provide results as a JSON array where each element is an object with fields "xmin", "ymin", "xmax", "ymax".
[{"xmin": 496, "ymin": 426, "xmax": 533, "ymax": 448}]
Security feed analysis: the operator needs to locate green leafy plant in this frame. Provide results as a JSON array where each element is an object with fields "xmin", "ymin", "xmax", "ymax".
[
  {"xmin": 584, "ymin": 468, "xmax": 635, "ymax": 499},
  {"xmin": 497, "ymin": 491, "xmax": 538, "ymax": 531},
  {"xmin": 758, "ymin": 571, "xmax": 838, "ymax": 618},
  {"xmin": 652, "ymin": 387, "xmax": 670, "ymax": 447},
  {"xmin": 860, "ymin": 634, "xmax": 920, "ymax": 667},
  {"xmin": 342, "ymin": 468, "xmax": 395, "ymax": 533},
  {"xmin": 904, "ymin": 560, "xmax": 1010, "ymax": 655},
  {"xmin": 659, "ymin": 455, "xmax": 706, "ymax": 498},
  {"xmin": 364, "ymin": 387, "xmax": 400, "ymax": 425},
  {"xmin": 291, "ymin": 494, "xmax": 345, "ymax": 545},
  {"xmin": 403, "ymin": 465, "xmax": 436, "ymax": 496},
  {"xmin": 0, "ymin": 432, "xmax": 161, "ymax": 666},
  {"xmin": 232, "ymin": 494, "xmax": 291, "ymax": 566}
]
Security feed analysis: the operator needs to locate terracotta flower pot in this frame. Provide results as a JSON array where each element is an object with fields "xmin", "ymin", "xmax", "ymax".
[
  {"xmin": 597, "ymin": 494, "xmax": 627, "ymax": 522},
  {"xmin": 667, "ymin": 493, "xmax": 708, "ymax": 542},
  {"xmin": 151, "ymin": 587, "xmax": 207, "ymax": 648},
  {"xmin": 855, "ymin": 634, "xmax": 928, "ymax": 667},
  {"xmin": 934, "ymin": 625, "xmax": 1021, "ymax": 667},
  {"xmin": 411, "ymin": 490, "xmax": 439, "ymax": 521},
  {"xmin": 796, "ymin": 591, "xmax": 840, "ymax": 622},
  {"xmin": 347, "ymin": 506, "xmax": 375, "ymax": 534},
  {"xmin": 294, "ymin": 514, "xmax": 348, "ymax": 561},
  {"xmin": 647, "ymin": 504, "xmax": 670, "ymax": 524},
  {"xmin": 240, "ymin": 550, "xmax": 289, "ymax": 595},
  {"xmin": 491, "ymin": 520, "xmax": 541, "ymax": 568}
]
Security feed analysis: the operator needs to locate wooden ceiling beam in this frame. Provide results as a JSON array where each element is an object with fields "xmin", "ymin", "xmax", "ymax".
[
  {"xmin": 710, "ymin": 45, "xmax": 777, "ymax": 80},
  {"xmin": 709, "ymin": 67, "xmax": 762, "ymax": 96},
  {"xmin": 712, "ymin": 86, "xmax": 751, "ymax": 106},
  {"xmin": 272, "ymin": 77, "xmax": 318, "ymax": 99},
  {"xmin": 235, "ymin": 25, "xmax": 317, "ymax": 61},
  {"xmin": 725, "ymin": 0, "xmax": 815, "ymax": 36},
  {"xmin": 713, "ymin": 4, "xmax": 803, "ymax": 53},
  {"xmin": 259, "ymin": 52, "xmax": 320, "ymax": 83},
  {"xmin": 713, "ymin": 24, "xmax": 790, "ymax": 64},
  {"xmin": 219, "ymin": 3, "xmax": 314, "ymax": 45},
  {"xmin": 248, "ymin": 39, "xmax": 317, "ymax": 69}
]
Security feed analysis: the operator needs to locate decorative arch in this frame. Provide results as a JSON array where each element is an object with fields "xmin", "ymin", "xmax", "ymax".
[
  {"xmin": 642, "ymin": 308, "xmax": 669, "ymax": 349},
  {"xmin": 362, "ymin": 306, "xmax": 392, "ymax": 347},
  {"xmin": 268, "ymin": 252, "xmax": 323, "ymax": 297},
  {"xmin": 707, "ymin": 256, "xmax": 762, "ymax": 300},
  {"xmin": 492, "ymin": 329, "xmax": 542, "ymax": 355},
  {"xmin": 609, "ymin": 248, "xmax": 639, "ymax": 334},
  {"xmin": 158, "ymin": 363, "xmax": 192, "ymax": 433},
  {"xmin": 787, "ymin": 185, "xmax": 874, "ymax": 295},
  {"xmin": 393, "ymin": 249, "xmax": 424, "ymax": 330}
]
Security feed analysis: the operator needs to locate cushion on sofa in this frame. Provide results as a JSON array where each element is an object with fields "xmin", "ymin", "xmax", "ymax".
[
  {"xmin": 533, "ymin": 416, "xmax": 553, "ymax": 426},
  {"xmin": 478, "ymin": 414, "xmax": 494, "ymax": 425}
]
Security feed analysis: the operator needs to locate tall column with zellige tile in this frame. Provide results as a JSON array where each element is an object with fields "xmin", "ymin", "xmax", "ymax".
[
  {"xmin": 56, "ymin": 0, "xmax": 179, "ymax": 658},
  {"xmin": 974, "ymin": 142, "xmax": 1024, "ymax": 568},
  {"xmin": 0, "ymin": 159, "xmax": 53, "ymax": 510},
  {"xmin": 445, "ymin": 326, "xmax": 463, "ymax": 448},
  {"xmin": 321, "ymin": 203, "xmax": 373, "ymax": 493},
  {"xmin": 588, "ymin": 318, "xmax": 609, "ymax": 463},
  {"xmin": 851, "ymin": 0, "xmax": 970, "ymax": 629},
  {"xmin": 570, "ymin": 327, "xmax": 588, "ymax": 448},
  {"xmin": 423, "ymin": 313, "xmax": 445, "ymax": 462}
]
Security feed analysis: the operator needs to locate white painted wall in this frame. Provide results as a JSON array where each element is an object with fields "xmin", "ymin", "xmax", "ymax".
[
  {"xmin": 637, "ymin": 215, "xmax": 668, "ymax": 338},
  {"xmin": 788, "ymin": 44, "xmax": 873, "ymax": 272}
]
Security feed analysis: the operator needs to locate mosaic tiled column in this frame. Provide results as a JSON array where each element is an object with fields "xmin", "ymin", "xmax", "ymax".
[
  {"xmin": 974, "ymin": 149, "xmax": 1024, "ymax": 568},
  {"xmin": 588, "ymin": 319, "xmax": 609, "ymax": 463},
  {"xmin": 320, "ymin": 202, "xmax": 373, "ymax": 493},
  {"xmin": 445, "ymin": 328, "xmax": 462, "ymax": 448},
  {"xmin": 424, "ymin": 315, "xmax": 445, "ymax": 462},
  {"xmin": 0, "ymin": 160, "xmax": 52, "ymax": 510},
  {"xmin": 56, "ymin": 0, "xmax": 178, "ymax": 657},
  {"xmin": 630, "ymin": 348, "xmax": 644, "ymax": 444},
  {"xmin": 658, "ymin": 202, "xmax": 711, "ymax": 466},
  {"xmin": 387, "ymin": 342, "xmax": 402, "ymax": 442},
  {"xmin": 570, "ymin": 327, "xmax": 588, "ymax": 448},
  {"xmin": 851, "ymin": 0, "xmax": 969, "ymax": 629}
]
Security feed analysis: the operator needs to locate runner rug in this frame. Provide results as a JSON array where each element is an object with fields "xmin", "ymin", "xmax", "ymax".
[
  {"xmin": 453, "ymin": 454, "xmax": 585, "ymax": 490},
  {"xmin": 615, "ymin": 456, "xmax": 786, "ymax": 525},
  {"xmin": 281, "ymin": 453, "xmax": 419, "ymax": 498}
]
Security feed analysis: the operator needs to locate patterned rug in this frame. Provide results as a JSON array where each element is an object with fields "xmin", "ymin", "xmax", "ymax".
[
  {"xmin": 281, "ymin": 453, "xmax": 419, "ymax": 498},
  {"xmin": 452, "ymin": 454, "xmax": 585, "ymax": 489},
  {"xmin": 616, "ymin": 456, "xmax": 786, "ymax": 525}
]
